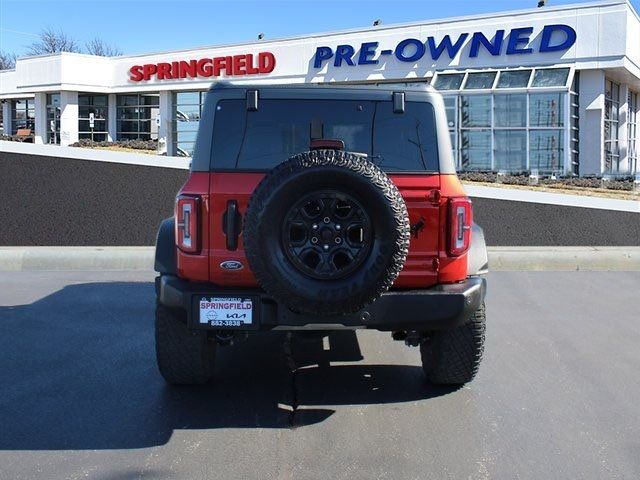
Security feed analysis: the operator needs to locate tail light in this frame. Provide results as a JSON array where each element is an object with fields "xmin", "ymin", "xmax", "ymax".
[
  {"xmin": 448, "ymin": 197, "xmax": 472, "ymax": 256},
  {"xmin": 175, "ymin": 195, "xmax": 200, "ymax": 253}
]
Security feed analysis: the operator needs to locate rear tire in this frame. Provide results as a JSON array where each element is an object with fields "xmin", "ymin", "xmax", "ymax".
[
  {"xmin": 155, "ymin": 302, "xmax": 216, "ymax": 385},
  {"xmin": 420, "ymin": 303, "xmax": 486, "ymax": 385}
]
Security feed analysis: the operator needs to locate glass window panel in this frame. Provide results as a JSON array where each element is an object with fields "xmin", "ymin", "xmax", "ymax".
[
  {"xmin": 176, "ymin": 104, "xmax": 200, "ymax": 122},
  {"xmin": 142, "ymin": 94, "xmax": 160, "ymax": 106},
  {"xmin": 496, "ymin": 70, "xmax": 532, "ymax": 88},
  {"xmin": 464, "ymin": 72, "xmax": 497, "ymax": 90},
  {"xmin": 79, "ymin": 120, "xmax": 107, "ymax": 132},
  {"xmin": 494, "ymin": 94, "xmax": 526, "ymax": 127},
  {"xmin": 117, "ymin": 95, "xmax": 138, "ymax": 106},
  {"xmin": 434, "ymin": 73, "xmax": 465, "ymax": 91},
  {"xmin": 93, "ymin": 120, "xmax": 107, "ymax": 131},
  {"xmin": 460, "ymin": 95, "xmax": 492, "ymax": 127},
  {"xmin": 176, "ymin": 130, "xmax": 198, "ymax": 143},
  {"xmin": 530, "ymin": 93, "xmax": 565, "ymax": 127},
  {"xmin": 177, "ymin": 142, "xmax": 196, "ymax": 156},
  {"xmin": 115, "ymin": 94, "xmax": 160, "ymax": 140},
  {"xmin": 117, "ymin": 120, "xmax": 140, "ymax": 133},
  {"xmin": 531, "ymin": 68, "xmax": 570, "ymax": 87},
  {"xmin": 211, "ymin": 99, "xmax": 439, "ymax": 172},
  {"xmin": 117, "ymin": 108, "xmax": 139, "ymax": 120},
  {"xmin": 176, "ymin": 92, "xmax": 201, "ymax": 105},
  {"xmin": 460, "ymin": 130, "xmax": 491, "ymax": 170},
  {"xmin": 79, "ymin": 94, "xmax": 108, "ymax": 106},
  {"xmin": 494, "ymin": 130, "xmax": 527, "ymax": 171},
  {"xmin": 530, "ymin": 130, "xmax": 564, "ymax": 172},
  {"xmin": 372, "ymin": 101, "xmax": 439, "ymax": 171},
  {"xmin": 93, "ymin": 95, "xmax": 107, "ymax": 106},
  {"xmin": 443, "ymin": 97, "xmax": 456, "ymax": 128},
  {"xmin": 79, "ymin": 106, "xmax": 108, "ymax": 119}
]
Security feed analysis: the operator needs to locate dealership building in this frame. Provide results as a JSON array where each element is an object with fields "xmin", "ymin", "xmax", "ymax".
[{"xmin": 1, "ymin": 0, "xmax": 639, "ymax": 176}]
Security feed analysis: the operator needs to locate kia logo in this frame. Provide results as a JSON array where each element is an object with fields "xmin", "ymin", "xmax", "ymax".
[{"xmin": 220, "ymin": 260, "xmax": 244, "ymax": 271}]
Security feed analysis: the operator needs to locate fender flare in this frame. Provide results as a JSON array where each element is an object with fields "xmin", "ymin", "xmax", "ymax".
[
  {"xmin": 467, "ymin": 222, "xmax": 489, "ymax": 276},
  {"xmin": 155, "ymin": 217, "xmax": 177, "ymax": 275}
]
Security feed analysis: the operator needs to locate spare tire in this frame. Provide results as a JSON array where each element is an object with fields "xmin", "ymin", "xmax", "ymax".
[{"xmin": 243, "ymin": 149, "xmax": 410, "ymax": 316}]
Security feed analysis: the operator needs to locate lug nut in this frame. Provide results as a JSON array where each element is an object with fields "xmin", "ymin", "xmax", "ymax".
[
  {"xmin": 311, "ymin": 237, "xmax": 318, "ymax": 244},
  {"xmin": 323, "ymin": 217, "xmax": 331, "ymax": 224},
  {"xmin": 323, "ymin": 244, "xmax": 329, "ymax": 251},
  {"xmin": 335, "ymin": 237, "xmax": 342, "ymax": 244}
]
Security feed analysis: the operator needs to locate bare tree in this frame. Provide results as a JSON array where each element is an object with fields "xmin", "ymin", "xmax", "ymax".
[
  {"xmin": 85, "ymin": 37, "xmax": 123, "ymax": 57},
  {"xmin": 0, "ymin": 51, "xmax": 16, "ymax": 70},
  {"xmin": 27, "ymin": 27, "xmax": 81, "ymax": 55}
]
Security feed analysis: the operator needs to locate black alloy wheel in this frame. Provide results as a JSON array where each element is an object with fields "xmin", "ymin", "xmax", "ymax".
[{"xmin": 282, "ymin": 190, "xmax": 372, "ymax": 280}]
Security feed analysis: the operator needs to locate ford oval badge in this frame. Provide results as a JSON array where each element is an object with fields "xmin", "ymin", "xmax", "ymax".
[{"xmin": 220, "ymin": 260, "xmax": 244, "ymax": 271}]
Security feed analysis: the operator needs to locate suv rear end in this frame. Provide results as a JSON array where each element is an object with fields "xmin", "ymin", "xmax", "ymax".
[{"xmin": 154, "ymin": 83, "xmax": 488, "ymax": 386}]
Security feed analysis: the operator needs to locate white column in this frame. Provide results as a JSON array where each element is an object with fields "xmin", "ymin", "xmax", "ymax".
[
  {"xmin": 2, "ymin": 100, "xmax": 11, "ymax": 135},
  {"xmin": 107, "ymin": 93, "xmax": 117, "ymax": 142},
  {"xmin": 578, "ymin": 70, "xmax": 606, "ymax": 176},
  {"xmin": 159, "ymin": 90, "xmax": 174, "ymax": 156},
  {"xmin": 59, "ymin": 91, "xmax": 79, "ymax": 146},
  {"xmin": 33, "ymin": 92, "xmax": 47, "ymax": 144},
  {"xmin": 618, "ymin": 83, "xmax": 630, "ymax": 174}
]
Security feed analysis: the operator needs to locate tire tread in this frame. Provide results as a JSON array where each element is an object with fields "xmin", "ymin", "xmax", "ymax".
[
  {"xmin": 243, "ymin": 150, "xmax": 410, "ymax": 315},
  {"xmin": 155, "ymin": 302, "xmax": 216, "ymax": 385},
  {"xmin": 421, "ymin": 303, "xmax": 486, "ymax": 385}
]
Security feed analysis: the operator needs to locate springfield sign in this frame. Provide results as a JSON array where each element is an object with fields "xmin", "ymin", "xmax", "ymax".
[
  {"xmin": 129, "ymin": 51, "xmax": 276, "ymax": 82},
  {"xmin": 312, "ymin": 24, "xmax": 577, "ymax": 68}
]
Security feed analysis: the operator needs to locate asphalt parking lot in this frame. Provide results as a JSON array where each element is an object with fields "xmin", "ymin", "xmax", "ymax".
[{"xmin": 0, "ymin": 270, "xmax": 638, "ymax": 479}]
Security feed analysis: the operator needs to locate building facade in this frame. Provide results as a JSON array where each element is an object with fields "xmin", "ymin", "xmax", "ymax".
[{"xmin": 1, "ymin": 0, "xmax": 639, "ymax": 176}]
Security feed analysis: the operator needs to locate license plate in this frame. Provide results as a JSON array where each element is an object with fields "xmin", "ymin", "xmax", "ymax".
[{"xmin": 198, "ymin": 296, "xmax": 253, "ymax": 328}]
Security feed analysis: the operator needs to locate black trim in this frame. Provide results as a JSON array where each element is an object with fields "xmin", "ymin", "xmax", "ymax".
[
  {"xmin": 156, "ymin": 274, "xmax": 486, "ymax": 332},
  {"xmin": 154, "ymin": 218, "xmax": 177, "ymax": 275},
  {"xmin": 222, "ymin": 200, "xmax": 242, "ymax": 251}
]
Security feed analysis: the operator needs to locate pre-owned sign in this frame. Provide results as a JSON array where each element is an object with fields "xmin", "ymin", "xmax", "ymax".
[
  {"xmin": 129, "ymin": 52, "xmax": 276, "ymax": 82},
  {"xmin": 313, "ymin": 24, "xmax": 577, "ymax": 68}
]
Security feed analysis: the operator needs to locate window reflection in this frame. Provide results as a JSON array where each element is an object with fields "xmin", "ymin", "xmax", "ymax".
[
  {"xmin": 173, "ymin": 90, "xmax": 207, "ymax": 157},
  {"xmin": 496, "ymin": 70, "xmax": 532, "ymax": 88},
  {"xmin": 79, "ymin": 94, "xmax": 108, "ymax": 142},
  {"xmin": 116, "ymin": 93, "xmax": 160, "ymax": 141}
]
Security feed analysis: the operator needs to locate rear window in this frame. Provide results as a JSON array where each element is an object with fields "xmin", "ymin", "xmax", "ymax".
[{"xmin": 210, "ymin": 98, "xmax": 439, "ymax": 172}]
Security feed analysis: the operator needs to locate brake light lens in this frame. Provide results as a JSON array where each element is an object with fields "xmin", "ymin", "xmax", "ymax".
[
  {"xmin": 175, "ymin": 195, "xmax": 200, "ymax": 253},
  {"xmin": 448, "ymin": 197, "xmax": 472, "ymax": 256}
]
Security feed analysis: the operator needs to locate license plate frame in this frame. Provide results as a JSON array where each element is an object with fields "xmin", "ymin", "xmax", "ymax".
[{"xmin": 191, "ymin": 294, "xmax": 260, "ymax": 330}]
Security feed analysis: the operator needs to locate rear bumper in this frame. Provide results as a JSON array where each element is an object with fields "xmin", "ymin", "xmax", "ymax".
[{"xmin": 156, "ymin": 275, "xmax": 486, "ymax": 331}]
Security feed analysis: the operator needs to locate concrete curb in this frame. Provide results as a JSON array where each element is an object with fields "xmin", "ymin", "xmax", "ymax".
[
  {"xmin": 0, "ymin": 247, "xmax": 155, "ymax": 272},
  {"xmin": 1, "ymin": 246, "xmax": 639, "ymax": 272},
  {"xmin": 487, "ymin": 246, "xmax": 640, "ymax": 271}
]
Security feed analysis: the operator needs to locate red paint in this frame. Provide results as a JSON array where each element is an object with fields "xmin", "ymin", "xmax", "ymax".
[
  {"xmin": 176, "ymin": 171, "xmax": 471, "ymax": 288},
  {"xmin": 129, "ymin": 52, "xmax": 276, "ymax": 82}
]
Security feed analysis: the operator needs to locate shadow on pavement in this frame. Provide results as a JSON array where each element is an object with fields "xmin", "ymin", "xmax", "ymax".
[{"xmin": 0, "ymin": 282, "xmax": 455, "ymax": 450}]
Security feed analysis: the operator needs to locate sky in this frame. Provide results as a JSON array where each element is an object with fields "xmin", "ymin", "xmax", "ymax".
[{"xmin": 1, "ymin": 0, "xmax": 639, "ymax": 57}]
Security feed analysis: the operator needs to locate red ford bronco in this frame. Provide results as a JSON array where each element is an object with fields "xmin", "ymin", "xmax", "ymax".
[{"xmin": 154, "ymin": 83, "xmax": 488, "ymax": 386}]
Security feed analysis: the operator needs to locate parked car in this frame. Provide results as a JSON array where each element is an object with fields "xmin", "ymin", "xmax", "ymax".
[{"xmin": 154, "ymin": 82, "xmax": 488, "ymax": 386}]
